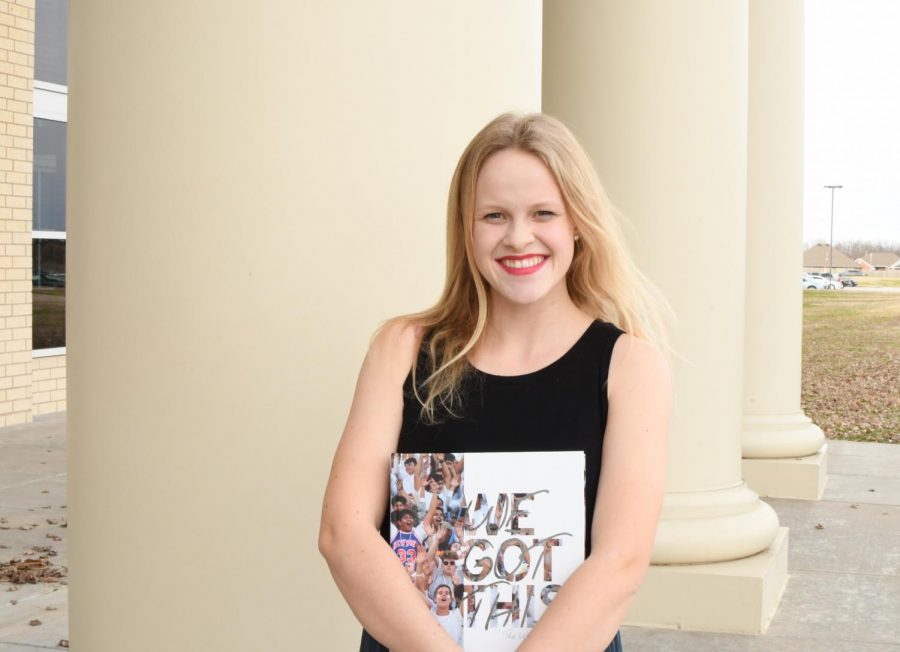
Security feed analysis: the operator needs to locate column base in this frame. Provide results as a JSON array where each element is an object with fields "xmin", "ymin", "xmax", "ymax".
[
  {"xmin": 742, "ymin": 411, "xmax": 825, "ymax": 458},
  {"xmin": 742, "ymin": 443, "xmax": 828, "ymax": 500},
  {"xmin": 625, "ymin": 527, "xmax": 789, "ymax": 634},
  {"xmin": 653, "ymin": 483, "xmax": 780, "ymax": 563}
]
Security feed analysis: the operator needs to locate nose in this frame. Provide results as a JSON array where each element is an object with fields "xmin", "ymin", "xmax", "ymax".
[{"xmin": 503, "ymin": 215, "xmax": 534, "ymax": 250}]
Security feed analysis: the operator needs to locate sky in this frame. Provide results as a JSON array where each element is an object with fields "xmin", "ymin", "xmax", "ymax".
[{"xmin": 804, "ymin": 0, "xmax": 900, "ymax": 246}]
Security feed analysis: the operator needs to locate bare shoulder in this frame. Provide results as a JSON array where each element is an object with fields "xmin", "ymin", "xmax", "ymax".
[
  {"xmin": 366, "ymin": 317, "xmax": 425, "ymax": 385},
  {"xmin": 608, "ymin": 333, "xmax": 671, "ymax": 396}
]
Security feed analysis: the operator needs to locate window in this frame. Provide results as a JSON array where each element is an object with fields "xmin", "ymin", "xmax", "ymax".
[
  {"xmin": 35, "ymin": 0, "xmax": 68, "ymax": 86},
  {"xmin": 33, "ymin": 0, "xmax": 68, "ymax": 355}
]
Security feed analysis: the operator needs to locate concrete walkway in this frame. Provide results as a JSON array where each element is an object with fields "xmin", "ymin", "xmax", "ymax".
[
  {"xmin": 0, "ymin": 414, "xmax": 898, "ymax": 651},
  {"xmin": 623, "ymin": 440, "xmax": 900, "ymax": 651},
  {"xmin": 0, "ymin": 412, "xmax": 67, "ymax": 651}
]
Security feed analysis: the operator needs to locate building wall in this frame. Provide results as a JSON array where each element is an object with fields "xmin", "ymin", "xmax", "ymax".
[
  {"xmin": 0, "ymin": 0, "xmax": 35, "ymax": 428},
  {"xmin": 0, "ymin": 0, "xmax": 66, "ymax": 425},
  {"xmin": 32, "ymin": 352, "xmax": 64, "ymax": 413}
]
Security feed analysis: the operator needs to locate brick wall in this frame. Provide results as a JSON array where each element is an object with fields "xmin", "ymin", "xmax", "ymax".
[
  {"xmin": 32, "ymin": 353, "xmax": 64, "ymax": 414},
  {"xmin": 0, "ymin": 0, "xmax": 34, "ymax": 427}
]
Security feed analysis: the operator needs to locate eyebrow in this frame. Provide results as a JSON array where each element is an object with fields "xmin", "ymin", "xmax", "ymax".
[{"xmin": 474, "ymin": 201, "xmax": 562, "ymax": 211}]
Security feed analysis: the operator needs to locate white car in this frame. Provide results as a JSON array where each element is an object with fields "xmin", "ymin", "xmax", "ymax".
[
  {"xmin": 802, "ymin": 273, "xmax": 826, "ymax": 290},
  {"xmin": 817, "ymin": 273, "xmax": 843, "ymax": 289}
]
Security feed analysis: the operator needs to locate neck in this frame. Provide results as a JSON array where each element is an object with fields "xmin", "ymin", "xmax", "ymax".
[
  {"xmin": 468, "ymin": 290, "xmax": 592, "ymax": 376},
  {"xmin": 485, "ymin": 295, "xmax": 591, "ymax": 349},
  {"xmin": 485, "ymin": 285, "xmax": 586, "ymax": 340}
]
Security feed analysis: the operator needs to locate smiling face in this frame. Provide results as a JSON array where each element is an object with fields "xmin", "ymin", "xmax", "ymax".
[
  {"xmin": 441, "ymin": 558, "xmax": 456, "ymax": 578},
  {"xmin": 435, "ymin": 585, "xmax": 453, "ymax": 609},
  {"xmin": 397, "ymin": 511, "xmax": 415, "ymax": 532},
  {"xmin": 472, "ymin": 148, "xmax": 576, "ymax": 311}
]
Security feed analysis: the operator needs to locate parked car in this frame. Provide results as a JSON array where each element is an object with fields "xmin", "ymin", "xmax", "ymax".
[
  {"xmin": 842, "ymin": 269, "xmax": 864, "ymax": 277},
  {"xmin": 818, "ymin": 273, "xmax": 843, "ymax": 289},
  {"xmin": 803, "ymin": 273, "xmax": 826, "ymax": 289},
  {"xmin": 837, "ymin": 275, "xmax": 857, "ymax": 287}
]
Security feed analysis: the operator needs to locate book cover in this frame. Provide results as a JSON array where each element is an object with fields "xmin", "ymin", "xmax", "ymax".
[{"xmin": 388, "ymin": 451, "xmax": 585, "ymax": 650}]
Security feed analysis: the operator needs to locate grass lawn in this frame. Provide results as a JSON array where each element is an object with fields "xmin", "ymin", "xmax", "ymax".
[
  {"xmin": 802, "ymin": 290, "xmax": 900, "ymax": 443},
  {"xmin": 856, "ymin": 276, "xmax": 900, "ymax": 288}
]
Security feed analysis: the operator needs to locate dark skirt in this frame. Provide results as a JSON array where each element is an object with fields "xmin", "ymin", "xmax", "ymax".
[{"xmin": 360, "ymin": 628, "xmax": 623, "ymax": 651}]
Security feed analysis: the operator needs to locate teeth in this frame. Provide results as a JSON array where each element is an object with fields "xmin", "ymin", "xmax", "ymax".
[{"xmin": 501, "ymin": 256, "xmax": 544, "ymax": 269}]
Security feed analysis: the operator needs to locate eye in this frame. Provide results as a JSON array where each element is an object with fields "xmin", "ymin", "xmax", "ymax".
[
  {"xmin": 481, "ymin": 212, "xmax": 505, "ymax": 222},
  {"xmin": 534, "ymin": 210, "xmax": 557, "ymax": 220}
]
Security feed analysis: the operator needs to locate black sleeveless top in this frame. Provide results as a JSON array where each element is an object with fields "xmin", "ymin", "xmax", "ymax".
[
  {"xmin": 390, "ymin": 319, "xmax": 622, "ymax": 556},
  {"xmin": 361, "ymin": 321, "xmax": 625, "ymax": 652}
]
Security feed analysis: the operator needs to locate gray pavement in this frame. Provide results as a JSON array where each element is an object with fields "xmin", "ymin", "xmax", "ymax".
[
  {"xmin": 623, "ymin": 440, "xmax": 900, "ymax": 651},
  {"xmin": 0, "ymin": 412, "xmax": 67, "ymax": 651},
  {"xmin": 0, "ymin": 414, "xmax": 898, "ymax": 650}
]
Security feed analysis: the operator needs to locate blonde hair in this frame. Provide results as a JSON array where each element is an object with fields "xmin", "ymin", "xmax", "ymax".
[{"xmin": 396, "ymin": 112, "xmax": 670, "ymax": 422}]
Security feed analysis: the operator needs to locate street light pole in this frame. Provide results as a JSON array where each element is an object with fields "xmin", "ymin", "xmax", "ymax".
[{"xmin": 824, "ymin": 185, "xmax": 842, "ymax": 281}]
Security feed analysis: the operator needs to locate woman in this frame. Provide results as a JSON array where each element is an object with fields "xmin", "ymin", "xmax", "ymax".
[{"xmin": 319, "ymin": 113, "xmax": 671, "ymax": 651}]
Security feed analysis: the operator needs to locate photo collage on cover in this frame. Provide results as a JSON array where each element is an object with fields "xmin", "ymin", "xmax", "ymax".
[
  {"xmin": 389, "ymin": 452, "xmax": 469, "ymax": 645},
  {"xmin": 389, "ymin": 452, "xmax": 549, "ymax": 646}
]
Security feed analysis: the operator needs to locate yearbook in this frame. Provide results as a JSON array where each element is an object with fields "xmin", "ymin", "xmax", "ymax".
[{"xmin": 388, "ymin": 451, "xmax": 585, "ymax": 650}]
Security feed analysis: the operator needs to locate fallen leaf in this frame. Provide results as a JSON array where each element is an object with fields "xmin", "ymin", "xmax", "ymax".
[
  {"xmin": 815, "ymin": 523, "xmax": 825, "ymax": 530},
  {"xmin": 0, "ymin": 556, "xmax": 68, "ymax": 584},
  {"xmin": 29, "ymin": 619, "xmax": 42, "ymax": 626},
  {"xmin": 802, "ymin": 293, "xmax": 900, "ymax": 444}
]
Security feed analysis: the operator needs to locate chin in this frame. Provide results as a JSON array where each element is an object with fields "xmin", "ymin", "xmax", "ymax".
[{"xmin": 491, "ymin": 288, "xmax": 555, "ymax": 307}]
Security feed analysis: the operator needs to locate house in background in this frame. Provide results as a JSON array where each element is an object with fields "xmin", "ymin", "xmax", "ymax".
[
  {"xmin": 803, "ymin": 243, "xmax": 860, "ymax": 272},
  {"xmin": 856, "ymin": 251, "xmax": 900, "ymax": 271}
]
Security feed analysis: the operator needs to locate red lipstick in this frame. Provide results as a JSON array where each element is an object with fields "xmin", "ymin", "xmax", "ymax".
[{"xmin": 496, "ymin": 254, "xmax": 548, "ymax": 276}]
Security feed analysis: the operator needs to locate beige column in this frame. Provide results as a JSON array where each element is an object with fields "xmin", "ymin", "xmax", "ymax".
[
  {"xmin": 544, "ymin": 0, "xmax": 786, "ymax": 633},
  {"xmin": 742, "ymin": 0, "xmax": 827, "ymax": 500},
  {"xmin": 67, "ymin": 2, "xmax": 540, "ymax": 650}
]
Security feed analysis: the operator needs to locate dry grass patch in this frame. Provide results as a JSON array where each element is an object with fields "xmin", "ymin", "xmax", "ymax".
[
  {"xmin": 856, "ymin": 276, "xmax": 900, "ymax": 288},
  {"xmin": 802, "ymin": 291, "xmax": 900, "ymax": 443}
]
